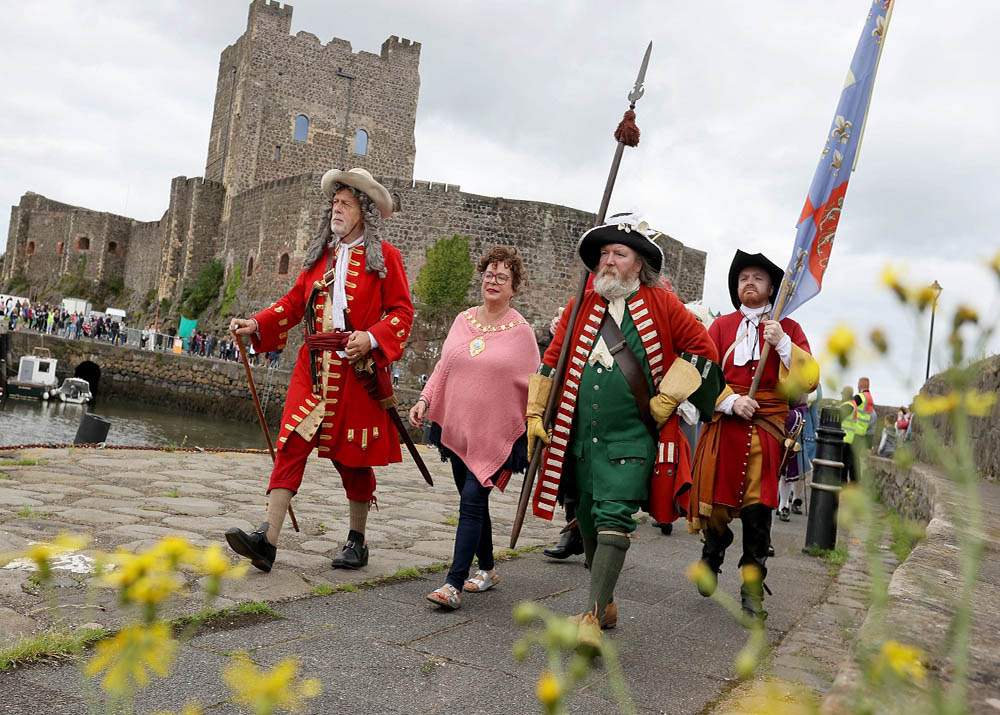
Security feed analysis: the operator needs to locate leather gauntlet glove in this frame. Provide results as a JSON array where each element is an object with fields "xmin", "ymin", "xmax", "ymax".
[
  {"xmin": 526, "ymin": 372, "xmax": 553, "ymax": 460},
  {"xmin": 650, "ymin": 358, "xmax": 703, "ymax": 428}
]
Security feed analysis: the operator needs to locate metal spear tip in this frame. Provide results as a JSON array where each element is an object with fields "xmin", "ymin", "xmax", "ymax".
[{"xmin": 628, "ymin": 41, "xmax": 653, "ymax": 104}]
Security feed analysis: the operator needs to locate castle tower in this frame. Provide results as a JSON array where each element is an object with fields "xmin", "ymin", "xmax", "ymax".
[{"xmin": 204, "ymin": 0, "xmax": 421, "ymax": 205}]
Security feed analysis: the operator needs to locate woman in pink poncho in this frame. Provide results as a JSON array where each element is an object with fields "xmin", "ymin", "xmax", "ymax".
[{"xmin": 408, "ymin": 246, "xmax": 539, "ymax": 611}]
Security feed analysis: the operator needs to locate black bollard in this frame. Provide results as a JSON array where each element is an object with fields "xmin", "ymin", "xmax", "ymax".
[
  {"xmin": 75, "ymin": 413, "xmax": 111, "ymax": 444},
  {"xmin": 803, "ymin": 406, "xmax": 846, "ymax": 552}
]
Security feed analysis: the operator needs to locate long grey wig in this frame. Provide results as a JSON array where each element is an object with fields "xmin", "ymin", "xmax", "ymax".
[{"xmin": 302, "ymin": 183, "xmax": 386, "ymax": 278}]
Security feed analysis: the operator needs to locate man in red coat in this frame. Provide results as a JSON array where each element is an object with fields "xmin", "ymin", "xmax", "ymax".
[
  {"xmin": 527, "ymin": 214, "xmax": 721, "ymax": 635},
  {"xmin": 688, "ymin": 250, "xmax": 818, "ymax": 619},
  {"xmin": 226, "ymin": 168, "xmax": 413, "ymax": 572}
]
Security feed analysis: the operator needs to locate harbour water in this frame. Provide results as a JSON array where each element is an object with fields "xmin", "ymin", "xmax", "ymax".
[{"xmin": 0, "ymin": 396, "xmax": 267, "ymax": 450}]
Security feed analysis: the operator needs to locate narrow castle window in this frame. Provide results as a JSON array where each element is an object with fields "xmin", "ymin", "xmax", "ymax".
[
  {"xmin": 108, "ymin": 241, "xmax": 118, "ymax": 254},
  {"xmin": 354, "ymin": 128, "xmax": 368, "ymax": 155},
  {"xmin": 247, "ymin": 255, "xmax": 254, "ymax": 277},
  {"xmin": 392, "ymin": 193, "xmax": 402, "ymax": 212},
  {"xmin": 76, "ymin": 236, "xmax": 90, "ymax": 251},
  {"xmin": 293, "ymin": 114, "xmax": 309, "ymax": 142},
  {"xmin": 274, "ymin": 145, "xmax": 281, "ymax": 161},
  {"xmin": 57, "ymin": 241, "xmax": 64, "ymax": 256},
  {"xmin": 277, "ymin": 253, "xmax": 290, "ymax": 275},
  {"xmin": 26, "ymin": 241, "xmax": 35, "ymax": 256}
]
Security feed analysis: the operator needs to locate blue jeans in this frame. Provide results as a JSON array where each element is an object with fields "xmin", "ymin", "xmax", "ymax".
[{"xmin": 446, "ymin": 458, "xmax": 495, "ymax": 591}]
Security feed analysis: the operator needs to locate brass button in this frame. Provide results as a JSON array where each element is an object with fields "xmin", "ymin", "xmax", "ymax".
[
  {"xmin": 594, "ymin": 385, "xmax": 600, "ymax": 391},
  {"xmin": 620, "ymin": 459, "xmax": 626, "ymax": 465},
  {"xmin": 592, "ymin": 437, "xmax": 598, "ymax": 443}
]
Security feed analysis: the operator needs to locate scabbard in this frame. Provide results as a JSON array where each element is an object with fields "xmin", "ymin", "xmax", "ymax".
[{"xmin": 387, "ymin": 408, "xmax": 434, "ymax": 486}]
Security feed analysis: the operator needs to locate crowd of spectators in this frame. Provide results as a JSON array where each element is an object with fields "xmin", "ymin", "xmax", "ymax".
[{"xmin": 1, "ymin": 298, "xmax": 282, "ymax": 368}]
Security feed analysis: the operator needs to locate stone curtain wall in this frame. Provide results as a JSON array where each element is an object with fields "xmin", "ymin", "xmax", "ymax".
[
  {"xmin": 124, "ymin": 219, "xmax": 166, "ymax": 313},
  {"xmin": 2, "ymin": 193, "xmax": 133, "ymax": 300},
  {"xmin": 156, "ymin": 178, "xmax": 226, "ymax": 304},
  {"xmin": 205, "ymin": 0, "xmax": 420, "ymax": 201},
  {"xmin": 914, "ymin": 355, "xmax": 1000, "ymax": 482}
]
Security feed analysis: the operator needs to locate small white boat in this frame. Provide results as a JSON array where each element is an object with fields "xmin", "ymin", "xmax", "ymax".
[
  {"xmin": 56, "ymin": 377, "xmax": 93, "ymax": 404},
  {"xmin": 8, "ymin": 348, "xmax": 59, "ymax": 400}
]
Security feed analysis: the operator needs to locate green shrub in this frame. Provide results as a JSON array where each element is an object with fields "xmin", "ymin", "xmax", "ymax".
[
  {"xmin": 220, "ymin": 265, "xmax": 242, "ymax": 316},
  {"xmin": 181, "ymin": 259, "xmax": 224, "ymax": 319},
  {"xmin": 413, "ymin": 235, "xmax": 474, "ymax": 309}
]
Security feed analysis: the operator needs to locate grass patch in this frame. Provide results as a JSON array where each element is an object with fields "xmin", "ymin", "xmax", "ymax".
[
  {"xmin": 0, "ymin": 458, "xmax": 48, "ymax": 467},
  {"xmin": 0, "ymin": 626, "xmax": 110, "ymax": 671},
  {"xmin": 0, "ymin": 473, "xmax": 9, "ymax": 480},
  {"xmin": 805, "ymin": 542, "xmax": 848, "ymax": 567},
  {"xmin": 164, "ymin": 487, "xmax": 180, "ymax": 498},
  {"xmin": 313, "ymin": 584, "xmax": 335, "ymax": 596},
  {"xmin": 17, "ymin": 505, "xmax": 47, "ymax": 519},
  {"xmin": 886, "ymin": 511, "xmax": 925, "ymax": 562},
  {"xmin": 443, "ymin": 514, "xmax": 458, "ymax": 527},
  {"xmin": 172, "ymin": 601, "xmax": 278, "ymax": 631},
  {"xmin": 392, "ymin": 566, "xmax": 421, "ymax": 580},
  {"xmin": 338, "ymin": 583, "xmax": 359, "ymax": 593}
]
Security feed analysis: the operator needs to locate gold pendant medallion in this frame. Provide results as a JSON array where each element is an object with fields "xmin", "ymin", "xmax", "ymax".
[{"xmin": 469, "ymin": 336, "xmax": 486, "ymax": 357}]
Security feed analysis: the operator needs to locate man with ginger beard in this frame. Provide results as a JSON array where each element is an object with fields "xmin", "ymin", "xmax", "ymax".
[
  {"xmin": 527, "ymin": 213, "xmax": 722, "ymax": 638},
  {"xmin": 688, "ymin": 250, "xmax": 819, "ymax": 620}
]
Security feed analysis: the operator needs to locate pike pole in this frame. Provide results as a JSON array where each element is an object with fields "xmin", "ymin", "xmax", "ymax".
[
  {"xmin": 510, "ymin": 42, "xmax": 653, "ymax": 548},
  {"xmin": 232, "ymin": 330, "xmax": 299, "ymax": 532}
]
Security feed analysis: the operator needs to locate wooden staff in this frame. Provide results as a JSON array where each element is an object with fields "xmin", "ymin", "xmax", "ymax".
[
  {"xmin": 747, "ymin": 276, "xmax": 792, "ymax": 399},
  {"xmin": 231, "ymin": 330, "xmax": 299, "ymax": 532}
]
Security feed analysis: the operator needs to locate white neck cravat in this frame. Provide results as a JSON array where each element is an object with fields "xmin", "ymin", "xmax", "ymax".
[
  {"xmin": 732, "ymin": 303, "xmax": 770, "ymax": 367},
  {"xmin": 331, "ymin": 235, "xmax": 363, "ymax": 332}
]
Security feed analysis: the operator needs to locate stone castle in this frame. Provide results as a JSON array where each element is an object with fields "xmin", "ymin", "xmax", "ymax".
[{"xmin": 2, "ymin": 0, "xmax": 706, "ymax": 338}]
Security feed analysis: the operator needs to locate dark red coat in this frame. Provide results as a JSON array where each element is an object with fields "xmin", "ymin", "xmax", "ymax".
[
  {"xmin": 707, "ymin": 311, "xmax": 812, "ymax": 508},
  {"xmin": 251, "ymin": 241, "xmax": 413, "ymax": 467}
]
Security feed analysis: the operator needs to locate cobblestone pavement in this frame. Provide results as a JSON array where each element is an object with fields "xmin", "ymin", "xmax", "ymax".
[{"xmin": 0, "ymin": 446, "xmax": 844, "ymax": 714}]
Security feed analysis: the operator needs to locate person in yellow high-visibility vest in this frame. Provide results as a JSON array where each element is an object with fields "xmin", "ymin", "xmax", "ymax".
[{"xmin": 839, "ymin": 387, "xmax": 859, "ymax": 483}]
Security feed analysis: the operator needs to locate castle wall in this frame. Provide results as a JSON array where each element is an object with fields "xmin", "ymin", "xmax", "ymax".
[
  {"xmin": 124, "ymin": 219, "xmax": 166, "ymax": 311},
  {"xmin": 157, "ymin": 177, "xmax": 226, "ymax": 304},
  {"xmin": 206, "ymin": 0, "xmax": 420, "ymax": 207}
]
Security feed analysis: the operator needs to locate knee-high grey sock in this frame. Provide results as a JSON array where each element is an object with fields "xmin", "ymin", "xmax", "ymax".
[
  {"xmin": 587, "ymin": 532, "xmax": 630, "ymax": 620},
  {"xmin": 265, "ymin": 488, "xmax": 293, "ymax": 546},
  {"xmin": 348, "ymin": 499, "xmax": 368, "ymax": 539}
]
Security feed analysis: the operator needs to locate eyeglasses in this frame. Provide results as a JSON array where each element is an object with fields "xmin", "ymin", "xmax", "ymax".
[{"xmin": 481, "ymin": 272, "xmax": 510, "ymax": 286}]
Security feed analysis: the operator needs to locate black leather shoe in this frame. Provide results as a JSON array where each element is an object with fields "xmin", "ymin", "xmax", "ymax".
[
  {"xmin": 767, "ymin": 543, "xmax": 776, "ymax": 557},
  {"xmin": 657, "ymin": 521, "xmax": 674, "ymax": 536},
  {"xmin": 778, "ymin": 507, "xmax": 791, "ymax": 522},
  {"xmin": 225, "ymin": 522, "xmax": 276, "ymax": 573},
  {"xmin": 331, "ymin": 529, "xmax": 369, "ymax": 569},
  {"xmin": 543, "ymin": 528, "xmax": 584, "ymax": 559},
  {"xmin": 791, "ymin": 499, "xmax": 803, "ymax": 515}
]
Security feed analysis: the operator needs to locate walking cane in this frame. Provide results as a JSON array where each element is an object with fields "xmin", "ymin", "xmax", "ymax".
[{"xmin": 231, "ymin": 330, "xmax": 299, "ymax": 532}]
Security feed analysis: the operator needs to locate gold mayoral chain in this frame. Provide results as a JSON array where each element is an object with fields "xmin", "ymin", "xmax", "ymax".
[{"xmin": 464, "ymin": 309, "xmax": 525, "ymax": 357}]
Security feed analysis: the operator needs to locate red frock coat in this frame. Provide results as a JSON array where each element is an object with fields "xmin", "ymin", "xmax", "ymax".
[
  {"xmin": 706, "ymin": 311, "xmax": 812, "ymax": 509},
  {"xmin": 534, "ymin": 285, "xmax": 718, "ymax": 520},
  {"xmin": 251, "ymin": 241, "xmax": 413, "ymax": 467}
]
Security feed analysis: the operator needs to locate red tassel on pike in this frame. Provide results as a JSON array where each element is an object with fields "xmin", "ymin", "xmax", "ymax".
[{"xmin": 614, "ymin": 109, "xmax": 640, "ymax": 147}]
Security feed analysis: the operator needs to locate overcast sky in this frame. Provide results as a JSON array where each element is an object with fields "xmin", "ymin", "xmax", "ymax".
[{"xmin": 1, "ymin": 0, "xmax": 998, "ymax": 405}]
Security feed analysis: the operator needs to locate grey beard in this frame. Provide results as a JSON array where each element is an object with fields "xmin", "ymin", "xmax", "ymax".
[{"xmin": 593, "ymin": 272, "xmax": 639, "ymax": 301}]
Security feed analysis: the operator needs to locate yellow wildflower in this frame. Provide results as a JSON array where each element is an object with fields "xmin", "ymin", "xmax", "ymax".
[
  {"xmin": 869, "ymin": 328, "xmax": 888, "ymax": 355},
  {"xmin": 880, "ymin": 264, "xmax": 908, "ymax": 303},
  {"xmin": 826, "ymin": 325, "xmax": 856, "ymax": 368},
  {"xmin": 913, "ymin": 392, "xmax": 958, "ymax": 416},
  {"xmin": 196, "ymin": 543, "xmax": 246, "ymax": 578},
  {"xmin": 152, "ymin": 536, "xmax": 196, "ymax": 567},
  {"xmin": 911, "ymin": 283, "xmax": 939, "ymax": 311},
  {"xmin": 85, "ymin": 622, "xmax": 177, "ymax": 696},
  {"xmin": 876, "ymin": 640, "xmax": 926, "ymax": 683},
  {"xmin": 223, "ymin": 655, "xmax": 321, "ymax": 715},
  {"xmin": 685, "ymin": 560, "xmax": 715, "ymax": 594},
  {"xmin": 965, "ymin": 390, "xmax": 997, "ymax": 417},
  {"xmin": 952, "ymin": 304, "xmax": 978, "ymax": 330},
  {"xmin": 535, "ymin": 670, "xmax": 562, "ymax": 708},
  {"xmin": 987, "ymin": 249, "xmax": 1000, "ymax": 279}
]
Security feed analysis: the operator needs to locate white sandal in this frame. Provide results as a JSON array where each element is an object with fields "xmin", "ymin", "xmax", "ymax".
[
  {"xmin": 463, "ymin": 569, "xmax": 498, "ymax": 593},
  {"xmin": 426, "ymin": 583, "xmax": 461, "ymax": 610}
]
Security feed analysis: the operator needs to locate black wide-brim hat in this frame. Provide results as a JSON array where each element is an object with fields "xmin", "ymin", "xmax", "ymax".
[
  {"xmin": 728, "ymin": 250, "xmax": 784, "ymax": 309},
  {"xmin": 577, "ymin": 218, "xmax": 664, "ymax": 273}
]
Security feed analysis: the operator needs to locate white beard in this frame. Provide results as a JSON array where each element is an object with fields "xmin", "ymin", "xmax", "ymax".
[{"xmin": 594, "ymin": 270, "xmax": 639, "ymax": 301}]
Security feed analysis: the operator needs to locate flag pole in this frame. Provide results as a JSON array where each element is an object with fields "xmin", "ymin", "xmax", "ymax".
[{"xmin": 852, "ymin": 0, "xmax": 895, "ymax": 171}]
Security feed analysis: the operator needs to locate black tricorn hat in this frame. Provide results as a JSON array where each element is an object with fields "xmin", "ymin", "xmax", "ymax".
[
  {"xmin": 577, "ymin": 213, "xmax": 664, "ymax": 273},
  {"xmin": 728, "ymin": 250, "xmax": 784, "ymax": 309}
]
